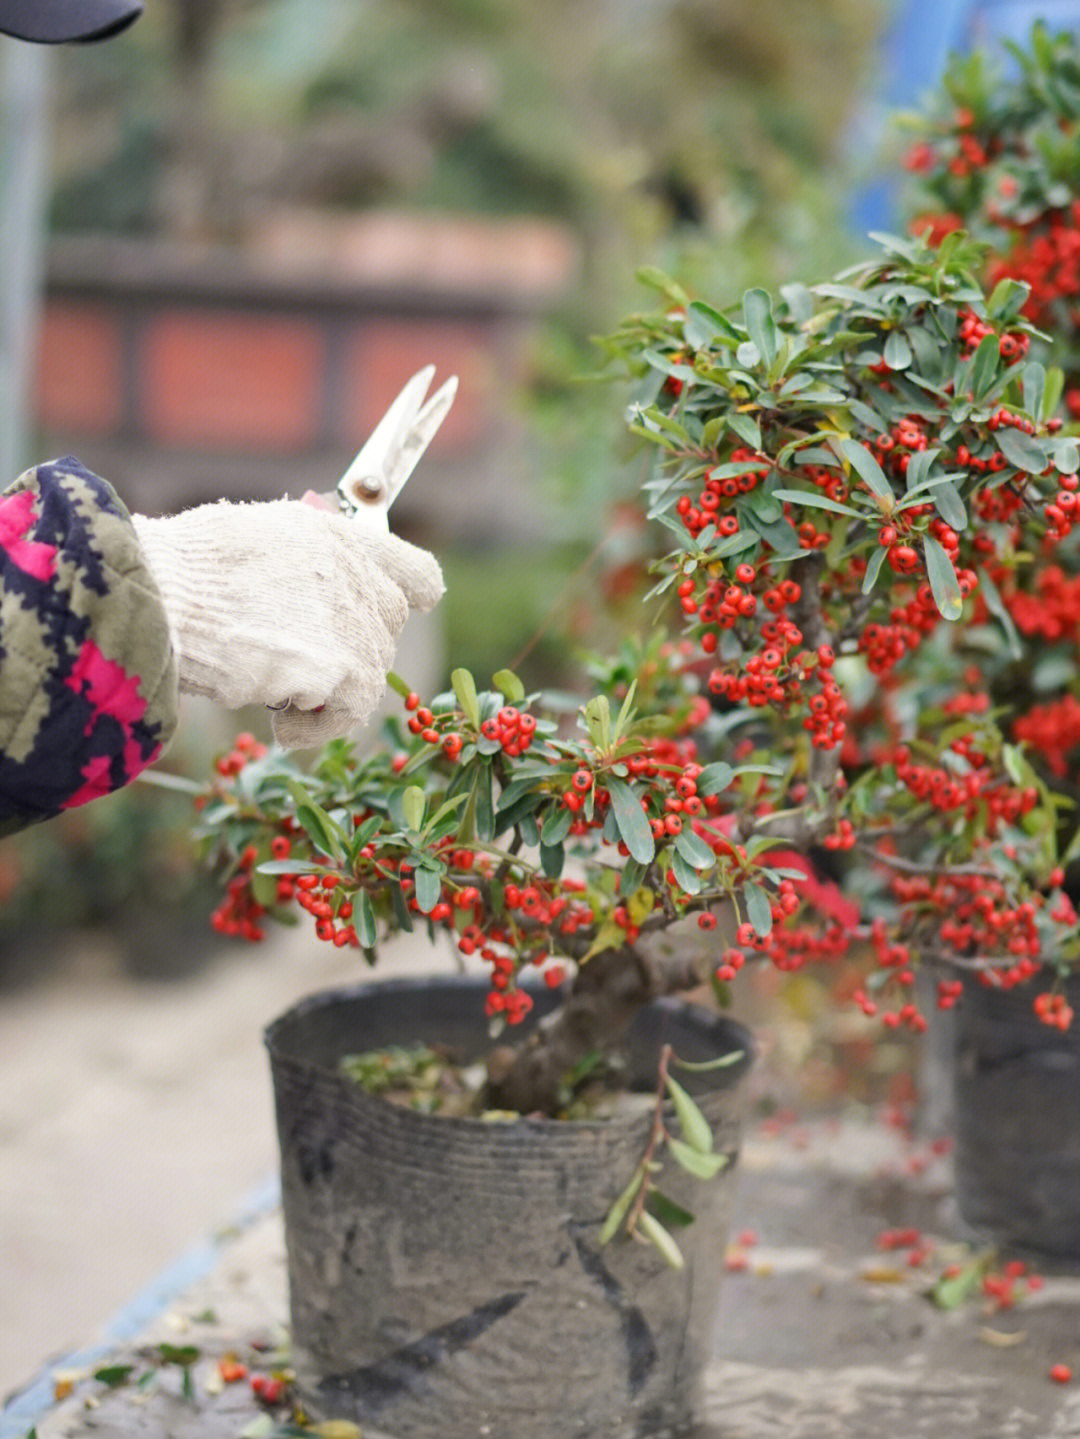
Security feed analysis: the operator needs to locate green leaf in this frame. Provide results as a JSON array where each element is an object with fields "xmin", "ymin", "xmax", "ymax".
[
  {"xmin": 255, "ymin": 858, "xmax": 325, "ymax": 875},
  {"xmin": 929, "ymin": 1251, "xmax": 994, "ymax": 1310},
  {"xmin": 1023, "ymin": 360, "xmax": 1046, "ymax": 418},
  {"xmin": 647, "ymin": 1189, "xmax": 696, "ymax": 1229},
  {"xmin": 674, "ymin": 827, "xmax": 716, "ymax": 870},
  {"xmin": 385, "ymin": 671, "xmax": 412, "ymax": 699},
  {"xmin": 668, "ymin": 1137, "xmax": 729, "ymax": 1179},
  {"xmin": 292, "ymin": 801, "xmax": 348, "ymax": 862},
  {"xmin": 94, "ymin": 1365, "xmax": 135, "ymax": 1388},
  {"xmin": 670, "ymin": 850, "xmax": 703, "ymax": 895},
  {"xmin": 540, "ymin": 841, "xmax": 565, "ymax": 879},
  {"xmin": 158, "ymin": 1344, "xmax": 200, "ymax": 1367},
  {"xmin": 743, "ymin": 287, "xmax": 778, "ymax": 368},
  {"xmin": 883, "ymin": 330, "xmax": 912, "ymax": 370},
  {"xmin": 728, "ymin": 411, "xmax": 762, "ymax": 450},
  {"xmin": 932, "ymin": 480, "xmax": 967, "ymax": 531},
  {"xmin": 996, "ymin": 426, "xmax": 1049, "ymax": 474},
  {"xmin": 636, "ymin": 1209, "xmax": 686, "ymax": 1270},
  {"xmin": 744, "ymin": 881, "xmax": 773, "ymax": 938},
  {"xmin": 968, "ymin": 333, "xmax": 1000, "ymax": 400},
  {"xmin": 599, "ymin": 1167, "xmax": 645, "ymax": 1245},
  {"xmin": 987, "ymin": 276, "xmax": 1030, "ymax": 321},
  {"xmin": 583, "ymin": 695, "xmax": 613, "ymax": 751},
  {"xmin": 923, "ymin": 535, "xmax": 963, "ymax": 621},
  {"xmin": 695, "ymin": 762, "xmax": 733, "ymax": 796},
  {"xmin": 862, "ymin": 543, "xmax": 887, "ymax": 595},
  {"xmin": 492, "ymin": 668, "xmax": 526, "ymax": 702},
  {"xmin": 833, "ymin": 435, "xmax": 894, "ymax": 503},
  {"xmin": 401, "ymin": 786, "xmax": 427, "ymax": 833},
  {"xmin": 772, "ymin": 487, "xmax": 863, "ymax": 518},
  {"xmin": 665, "ymin": 1073, "xmax": 714, "ymax": 1153},
  {"xmin": 977, "ymin": 565, "xmax": 1022, "ymax": 660},
  {"xmin": 356, "ymin": 890, "xmax": 377, "ymax": 947},
  {"xmin": 541, "ymin": 805, "xmax": 574, "ymax": 847},
  {"xmin": 414, "ymin": 864, "xmax": 442, "ymax": 914},
  {"xmin": 451, "ymin": 668, "xmax": 481, "ymax": 729},
  {"xmin": 618, "ymin": 857, "xmax": 648, "ymax": 896},
  {"xmin": 606, "ymin": 778, "xmax": 655, "ymax": 864}
]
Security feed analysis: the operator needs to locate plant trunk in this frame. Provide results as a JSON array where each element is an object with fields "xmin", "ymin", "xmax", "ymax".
[{"xmin": 485, "ymin": 943, "xmax": 673, "ymax": 1115}]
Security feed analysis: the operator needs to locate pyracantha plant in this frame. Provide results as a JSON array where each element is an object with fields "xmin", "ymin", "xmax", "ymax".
[{"xmin": 196, "ymin": 230, "xmax": 1080, "ymax": 1137}]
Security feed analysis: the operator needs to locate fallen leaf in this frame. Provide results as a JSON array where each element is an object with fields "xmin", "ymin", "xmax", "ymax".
[
  {"xmin": 979, "ymin": 1326, "xmax": 1028, "ymax": 1347},
  {"xmin": 859, "ymin": 1265, "xmax": 905, "ymax": 1284}
]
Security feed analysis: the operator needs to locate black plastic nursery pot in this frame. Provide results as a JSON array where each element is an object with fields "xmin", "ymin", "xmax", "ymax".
[
  {"xmin": 265, "ymin": 975, "xmax": 753, "ymax": 1439},
  {"xmin": 954, "ymin": 975, "xmax": 1080, "ymax": 1256}
]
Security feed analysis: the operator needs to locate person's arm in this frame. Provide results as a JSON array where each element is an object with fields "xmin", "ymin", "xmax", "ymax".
[
  {"xmin": 0, "ymin": 456, "xmax": 178, "ymax": 834},
  {"xmin": 0, "ymin": 456, "xmax": 444, "ymax": 834}
]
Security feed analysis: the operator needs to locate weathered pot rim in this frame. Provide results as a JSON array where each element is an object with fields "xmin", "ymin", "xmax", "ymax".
[{"xmin": 265, "ymin": 973, "xmax": 754, "ymax": 1134}]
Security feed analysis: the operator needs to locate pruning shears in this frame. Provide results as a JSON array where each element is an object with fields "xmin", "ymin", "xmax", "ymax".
[{"xmin": 329, "ymin": 364, "xmax": 458, "ymax": 528}]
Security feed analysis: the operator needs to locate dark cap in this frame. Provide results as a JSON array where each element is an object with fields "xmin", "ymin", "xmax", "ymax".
[{"xmin": 0, "ymin": 0, "xmax": 143, "ymax": 43}]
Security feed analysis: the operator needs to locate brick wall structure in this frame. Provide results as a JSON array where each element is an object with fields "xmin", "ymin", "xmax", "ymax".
[{"xmin": 32, "ymin": 209, "xmax": 580, "ymax": 544}]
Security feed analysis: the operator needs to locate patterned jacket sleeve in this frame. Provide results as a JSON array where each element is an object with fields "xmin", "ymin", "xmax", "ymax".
[{"xmin": 0, "ymin": 457, "xmax": 179, "ymax": 834}]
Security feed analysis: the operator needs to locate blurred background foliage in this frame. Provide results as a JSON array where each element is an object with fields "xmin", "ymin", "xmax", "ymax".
[{"xmin": 3, "ymin": 0, "xmax": 891, "ymax": 973}]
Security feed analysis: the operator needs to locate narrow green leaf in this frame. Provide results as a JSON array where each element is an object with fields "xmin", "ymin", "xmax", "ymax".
[
  {"xmin": 883, "ymin": 330, "xmax": 912, "ymax": 370},
  {"xmin": 475, "ymin": 764, "xmax": 495, "ymax": 842},
  {"xmin": 968, "ymin": 333, "xmax": 1000, "ymax": 400},
  {"xmin": 583, "ymin": 695, "xmax": 612, "ymax": 751},
  {"xmin": 977, "ymin": 565, "xmax": 1022, "ymax": 660},
  {"xmin": 599, "ymin": 1168, "xmax": 645, "ymax": 1245},
  {"xmin": 996, "ymin": 426, "xmax": 1049, "ymax": 474},
  {"xmin": 293, "ymin": 802, "xmax": 348, "ymax": 861},
  {"xmin": 614, "ymin": 679, "xmax": 639, "ymax": 742},
  {"xmin": 618, "ymin": 857, "xmax": 648, "ymax": 896},
  {"xmin": 834, "ymin": 435, "xmax": 894, "ymax": 502},
  {"xmin": 668, "ymin": 1137, "xmax": 729, "ymax": 1179},
  {"xmin": 665, "ymin": 1074, "xmax": 714, "ymax": 1153},
  {"xmin": 94, "ymin": 1365, "xmax": 135, "ymax": 1388},
  {"xmin": 606, "ymin": 777, "xmax": 655, "ymax": 864},
  {"xmin": 1044, "ymin": 365, "xmax": 1065, "ymax": 421},
  {"xmin": 540, "ymin": 841, "xmax": 565, "ymax": 879},
  {"xmin": 451, "ymin": 668, "xmax": 481, "ymax": 729},
  {"xmin": 862, "ymin": 543, "xmax": 887, "ymax": 595},
  {"xmin": 541, "ymin": 804, "xmax": 574, "ymax": 847},
  {"xmin": 674, "ymin": 827, "xmax": 716, "ymax": 870},
  {"xmin": 772, "ymin": 488, "xmax": 863, "ymax": 518},
  {"xmin": 385, "ymin": 671, "xmax": 412, "ymax": 698},
  {"xmin": 647, "ymin": 1189, "xmax": 696, "ymax": 1229},
  {"xmin": 492, "ymin": 668, "xmax": 526, "ymax": 702},
  {"xmin": 414, "ymin": 865, "xmax": 442, "ymax": 914},
  {"xmin": 636, "ymin": 1209, "xmax": 686, "ymax": 1270},
  {"xmin": 986, "ymin": 276, "xmax": 1030, "ymax": 321},
  {"xmin": 728, "ymin": 411, "xmax": 762, "ymax": 450},
  {"xmin": 744, "ymin": 881, "xmax": 773, "ymax": 938},
  {"xmin": 256, "ymin": 858, "xmax": 325, "ymax": 875},
  {"xmin": 695, "ymin": 762, "xmax": 734, "ymax": 796},
  {"xmin": 402, "ymin": 786, "xmax": 426, "ymax": 833},
  {"xmin": 356, "ymin": 890, "xmax": 377, "ymax": 947},
  {"xmin": 931, "ymin": 480, "xmax": 967, "ymax": 532},
  {"xmin": 743, "ymin": 288, "xmax": 778, "ymax": 368},
  {"xmin": 1023, "ymin": 360, "xmax": 1046, "ymax": 418},
  {"xmin": 923, "ymin": 535, "xmax": 963, "ymax": 621},
  {"xmin": 670, "ymin": 849, "xmax": 703, "ymax": 895}
]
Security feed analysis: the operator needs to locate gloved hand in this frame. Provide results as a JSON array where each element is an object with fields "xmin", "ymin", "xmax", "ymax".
[{"xmin": 131, "ymin": 498, "xmax": 443, "ymax": 748}]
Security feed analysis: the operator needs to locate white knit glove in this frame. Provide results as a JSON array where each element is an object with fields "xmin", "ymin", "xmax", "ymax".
[{"xmin": 131, "ymin": 498, "xmax": 444, "ymax": 748}]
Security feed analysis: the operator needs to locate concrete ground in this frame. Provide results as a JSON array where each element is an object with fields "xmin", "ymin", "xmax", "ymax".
[
  {"xmin": 0, "ymin": 920, "xmax": 456, "ymax": 1402},
  {"xmin": 7, "ymin": 1115, "xmax": 1080, "ymax": 1439}
]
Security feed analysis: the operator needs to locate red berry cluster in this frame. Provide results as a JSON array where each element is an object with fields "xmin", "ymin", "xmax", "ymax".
[{"xmin": 675, "ymin": 447, "xmax": 767, "ymax": 540}]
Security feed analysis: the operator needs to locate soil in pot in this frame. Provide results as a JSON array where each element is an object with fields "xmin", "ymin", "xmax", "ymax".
[{"xmin": 265, "ymin": 974, "xmax": 753, "ymax": 1439}]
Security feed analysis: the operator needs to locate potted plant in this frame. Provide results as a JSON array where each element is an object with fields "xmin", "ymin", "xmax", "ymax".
[
  {"xmin": 898, "ymin": 21, "xmax": 1080, "ymax": 1253},
  {"xmin": 195, "ymin": 229, "xmax": 1080, "ymax": 1433}
]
